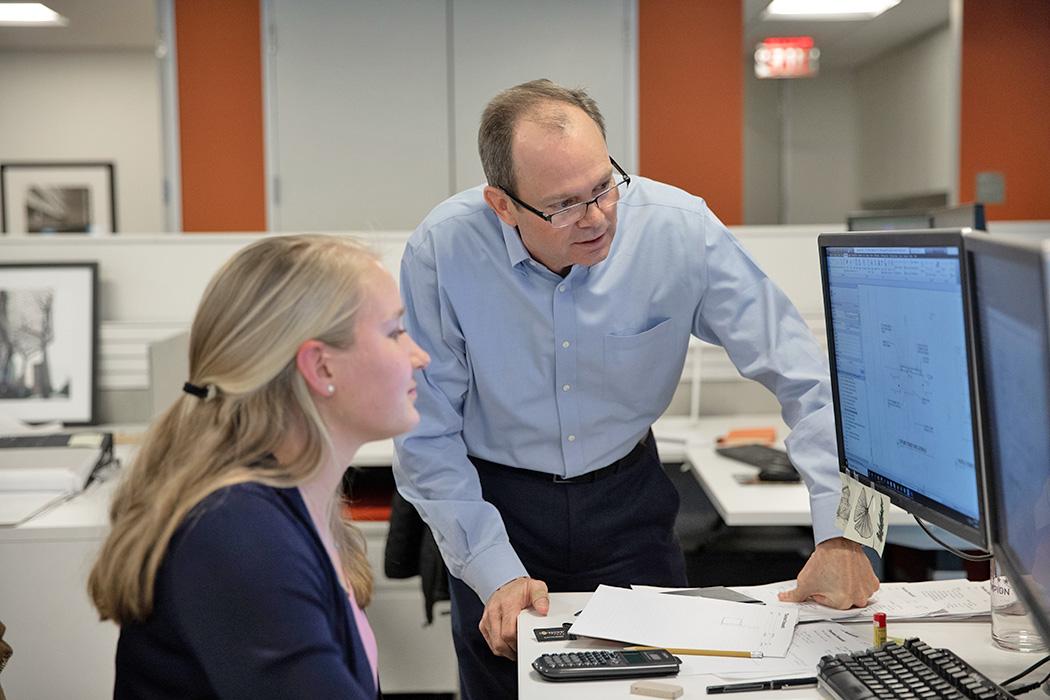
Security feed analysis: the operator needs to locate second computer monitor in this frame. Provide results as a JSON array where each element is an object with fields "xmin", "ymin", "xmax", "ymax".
[
  {"xmin": 966, "ymin": 233, "xmax": 1050, "ymax": 644},
  {"xmin": 818, "ymin": 230, "xmax": 988, "ymax": 549}
]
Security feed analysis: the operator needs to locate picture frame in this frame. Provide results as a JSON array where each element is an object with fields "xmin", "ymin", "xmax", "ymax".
[
  {"xmin": 0, "ymin": 162, "xmax": 117, "ymax": 235},
  {"xmin": 0, "ymin": 263, "xmax": 98, "ymax": 424}
]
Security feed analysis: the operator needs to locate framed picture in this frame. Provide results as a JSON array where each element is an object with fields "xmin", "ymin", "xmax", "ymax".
[
  {"xmin": 0, "ymin": 263, "xmax": 98, "ymax": 424},
  {"xmin": 0, "ymin": 162, "xmax": 117, "ymax": 235}
]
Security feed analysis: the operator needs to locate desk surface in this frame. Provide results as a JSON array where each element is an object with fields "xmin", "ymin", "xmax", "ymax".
[
  {"xmin": 679, "ymin": 415, "xmax": 912, "ymax": 529},
  {"xmin": 4, "ymin": 413, "xmax": 920, "ymax": 539},
  {"xmin": 0, "ymin": 415, "xmax": 709, "ymax": 537},
  {"xmin": 517, "ymin": 592, "xmax": 1036, "ymax": 699}
]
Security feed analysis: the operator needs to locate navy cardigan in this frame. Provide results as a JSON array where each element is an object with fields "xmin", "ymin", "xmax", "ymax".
[{"xmin": 114, "ymin": 482, "xmax": 377, "ymax": 699}]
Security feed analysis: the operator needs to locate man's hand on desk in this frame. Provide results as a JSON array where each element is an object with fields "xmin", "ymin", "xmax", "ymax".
[
  {"xmin": 480, "ymin": 576, "xmax": 549, "ymax": 661},
  {"xmin": 778, "ymin": 537, "xmax": 879, "ymax": 609}
]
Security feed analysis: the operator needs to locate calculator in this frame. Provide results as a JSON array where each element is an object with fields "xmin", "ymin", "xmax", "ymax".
[{"xmin": 532, "ymin": 649, "xmax": 681, "ymax": 682}]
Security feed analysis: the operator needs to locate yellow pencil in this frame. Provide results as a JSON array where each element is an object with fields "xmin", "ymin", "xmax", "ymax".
[{"xmin": 624, "ymin": 645, "xmax": 764, "ymax": 659}]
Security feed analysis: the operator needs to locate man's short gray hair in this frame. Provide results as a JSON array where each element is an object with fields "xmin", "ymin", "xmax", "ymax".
[{"xmin": 478, "ymin": 79, "xmax": 606, "ymax": 194}]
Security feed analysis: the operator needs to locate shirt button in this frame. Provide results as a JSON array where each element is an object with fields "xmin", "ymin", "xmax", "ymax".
[
  {"xmin": 567, "ymin": 435, "xmax": 576, "ymax": 442},
  {"xmin": 562, "ymin": 384, "xmax": 571, "ymax": 392},
  {"xmin": 562, "ymin": 340, "xmax": 570, "ymax": 348},
  {"xmin": 558, "ymin": 284, "xmax": 567, "ymax": 292}
]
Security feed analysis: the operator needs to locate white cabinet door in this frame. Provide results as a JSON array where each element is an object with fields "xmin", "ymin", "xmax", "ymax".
[{"xmin": 267, "ymin": 0, "xmax": 451, "ymax": 231}]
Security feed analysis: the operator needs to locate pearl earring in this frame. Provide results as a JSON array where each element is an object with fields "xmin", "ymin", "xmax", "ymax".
[{"xmin": 327, "ymin": 384, "xmax": 335, "ymax": 396}]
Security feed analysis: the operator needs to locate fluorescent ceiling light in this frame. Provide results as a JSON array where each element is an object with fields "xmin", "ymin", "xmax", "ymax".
[
  {"xmin": 763, "ymin": 0, "xmax": 900, "ymax": 21},
  {"xmin": 0, "ymin": 3, "xmax": 69, "ymax": 26}
]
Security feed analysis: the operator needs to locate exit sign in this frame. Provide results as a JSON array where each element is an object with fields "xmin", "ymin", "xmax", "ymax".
[{"xmin": 755, "ymin": 36, "xmax": 820, "ymax": 79}]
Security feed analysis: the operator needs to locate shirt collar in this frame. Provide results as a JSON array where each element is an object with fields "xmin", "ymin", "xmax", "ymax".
[{"xmin": 500, "ymin": 219, "xmax": 533, "ymax": 268}]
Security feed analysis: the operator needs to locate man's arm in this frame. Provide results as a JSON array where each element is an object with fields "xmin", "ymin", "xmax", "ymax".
[
  {"xmin": 690, "ymin": 207, "xmax": 878, "ymax": 608},
  {"xmin": 393, "ymin": 238, "xmax": 545, "ymax": 655}
]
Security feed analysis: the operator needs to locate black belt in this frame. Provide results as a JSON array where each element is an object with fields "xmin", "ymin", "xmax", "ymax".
[{"xmin": 469, "ymin": 430, "xmax": 652, "ymax": 485}]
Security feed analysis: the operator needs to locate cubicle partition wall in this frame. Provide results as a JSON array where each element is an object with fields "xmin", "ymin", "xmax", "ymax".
[{"xmin": 0, "ymin": 225, "xmax": 841, "ymax": 424}]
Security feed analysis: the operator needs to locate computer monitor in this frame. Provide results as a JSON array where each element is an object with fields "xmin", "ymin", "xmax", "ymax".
[
  {"xmin": 966, "ymin": 233, "xmax": 1050, "ymax": 643},
  {"xmin": 846, "ymin": 210, "xmax": 933, "ymax": 232},
  {"xmin": 931, "ymin": 203, "xmax": 987, "ymax": 232},
  {"xmin": 818, "ymin": 230, "xmax": 988, "ymax": 548}
]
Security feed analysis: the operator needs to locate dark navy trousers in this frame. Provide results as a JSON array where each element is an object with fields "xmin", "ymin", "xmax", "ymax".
[{"xmin": 449, "ymin": 435, "xmax": 687, "ymax": 699}]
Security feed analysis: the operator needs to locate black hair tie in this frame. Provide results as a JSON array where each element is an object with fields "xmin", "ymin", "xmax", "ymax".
[{"xmin": 183, "ymin": 381, "xmax": 209, "ymax": 399}]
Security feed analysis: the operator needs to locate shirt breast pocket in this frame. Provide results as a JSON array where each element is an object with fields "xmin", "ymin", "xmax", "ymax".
[{"xmin": 602, "ymin": 318, "xmax": 680, "ymax": 416}]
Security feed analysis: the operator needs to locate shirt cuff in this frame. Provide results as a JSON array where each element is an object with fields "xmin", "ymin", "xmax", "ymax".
[
  {"xmin": 460, "ymin": 542, "xmax": 529, "ymax": 604},
  {"xmin": 809, "ymin": 489, "xmax": 846, "ymax": 545}
]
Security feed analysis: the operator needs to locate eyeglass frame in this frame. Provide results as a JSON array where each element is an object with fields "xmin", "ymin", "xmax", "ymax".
[{"xmin": 501, "ymin": 157, "xmax": 631, "ymax": 228}]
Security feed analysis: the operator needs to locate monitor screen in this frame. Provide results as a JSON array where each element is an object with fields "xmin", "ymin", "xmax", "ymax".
[
  {"xmin": 819, "ymin": 230, "xmax": 987, "ymax": 548},
  {"xmin": 967, "ymin": 234, "xmax": 1050, "ymax": 643}
]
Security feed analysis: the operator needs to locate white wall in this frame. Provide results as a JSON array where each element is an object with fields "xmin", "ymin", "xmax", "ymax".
[
  {"xmin": 0, "ymin": 226, "xmax": 830, "ymax": 422},
  {"xmin": 781, "ymin": 69, "xmax": 860, "ymax": 225},
  {"xmin": 265, "ymin": 1, "xmax": 450, "ymax": 232},
  {"xmin": 0, "ymin": 50, "xmax": 166, "ymax": 233},
  {"xmin": 264, "ymin": 0, "xmax": 635, "ymax": 232},
  {"xmin": 744, "ymin": 68, "xmax": 859, "ymax": 226},
  {"xmin": 743, "ymin": 69, "xmax": 782, "ymax": 225},
  {"xmin": 856, "ymin": 25, "xmax": 953, "ymax": 204},
  {"xmin": 450, "ymin": 0, "xmax": 635, "ymax": 191}
]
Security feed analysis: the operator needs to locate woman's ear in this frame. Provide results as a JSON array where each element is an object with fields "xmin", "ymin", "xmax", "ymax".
[{"xmin": 295, "ymin": 339, "xmax": 333, "ymax": 397}]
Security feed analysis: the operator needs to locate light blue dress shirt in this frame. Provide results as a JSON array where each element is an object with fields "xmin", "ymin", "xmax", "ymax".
[{"xmin": 394, "ymin": 176, "xmax": 843, "ymax": 603}]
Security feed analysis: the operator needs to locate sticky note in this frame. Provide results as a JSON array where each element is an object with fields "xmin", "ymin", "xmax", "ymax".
[{"xmin": 69, "ymin": 433, "xmax": 104, "ymax": 449}]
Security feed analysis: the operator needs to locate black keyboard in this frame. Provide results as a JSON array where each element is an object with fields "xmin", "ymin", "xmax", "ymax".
[
  {"xmin": 714, "ymin": 444, "xmax": 800, "ymax": 482},
  {"xmin": 0, "ymin": 433, "xmax": 76, "ymax": 449},
  {"xmin": 818, "ymin": 638, "xmax": 1015, "ymax": 699}
]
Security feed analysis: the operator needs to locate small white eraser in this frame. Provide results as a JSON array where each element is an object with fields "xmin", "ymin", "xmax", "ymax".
[{"xmin": 630, "ymin": 679, "xmax": 684, "ymax": 699}]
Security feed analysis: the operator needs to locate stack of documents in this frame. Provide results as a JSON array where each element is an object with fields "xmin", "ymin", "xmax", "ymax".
[
  {"xmin": 609, "ymin": 578, "xmax": 990, "ymax": 681},
  {"xmin": 570, "ymin": 585, "xmax": 878, "ymax": 680},
  {"xmin": 727, "ymin": 578, "xmax": 991, "ymax": 623}
]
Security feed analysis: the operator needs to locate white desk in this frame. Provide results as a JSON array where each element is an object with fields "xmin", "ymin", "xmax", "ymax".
[
  {"xmin": 518, "ymin": 592, "xmax": 1037, "ymax": 699},
  {"xmin": 677, "ymin": 413, "xmax": 913, "ymax": 528}
]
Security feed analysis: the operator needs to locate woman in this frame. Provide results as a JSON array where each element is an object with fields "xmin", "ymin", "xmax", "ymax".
[{"xmin": 89, "ymin": 234, "xmax": 429, "ymax": 698}]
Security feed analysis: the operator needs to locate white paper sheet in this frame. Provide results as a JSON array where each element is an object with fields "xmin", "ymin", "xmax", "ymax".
[
  {"xmin": 571, "ymin": 585, "xmax": 799, "ymax": 658},
  {"xmin": 728, "ymin": 578, "xmax": 990, "ymax": 623},
  {"xmin": 686, "ymin": 621, "xmax": 872, "ymax": 680}
]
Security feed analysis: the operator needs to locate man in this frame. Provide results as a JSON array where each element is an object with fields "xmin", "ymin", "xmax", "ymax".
[{"xmin": 393, "ymin": 79, "xmax": 879, "ymax": 698}]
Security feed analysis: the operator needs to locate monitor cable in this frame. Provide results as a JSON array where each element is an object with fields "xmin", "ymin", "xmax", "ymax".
[
  {"xmin": 912, "ymin": 515, "xmax": 994, "ymax": 562},
  {"xmin": 1001, "ymin": 654, "xmax": 1050, "ymax": 689},
  {"xmin": 1004, "ymin": 662, "xmax": 1050, "ymax": 696}
]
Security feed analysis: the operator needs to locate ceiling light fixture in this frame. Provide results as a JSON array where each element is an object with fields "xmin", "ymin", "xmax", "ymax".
[
  {"xmin": 762, "ymin": 0, "xmax": 900, "ymax": 21},
  {"xmin": 0, "ymin": 3, "xmax": 69, "ymax": 27}
]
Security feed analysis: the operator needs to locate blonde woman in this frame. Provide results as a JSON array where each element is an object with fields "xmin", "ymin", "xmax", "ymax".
[{"xmin": 89, "ymin": 235, "xmax": 429, "ymax": 699}]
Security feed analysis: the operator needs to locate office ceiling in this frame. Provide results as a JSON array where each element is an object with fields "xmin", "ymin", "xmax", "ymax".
[
  {"xmin": 0, "ymin": 0, "xmax": 155, "ymax": 51},
  {"xmin": 0, "ymin": 0, "xmax": 950, "ymax": 63},
  {"xmin": 743, "ymin": 0, "xmax": 952, "ymax": 68}
]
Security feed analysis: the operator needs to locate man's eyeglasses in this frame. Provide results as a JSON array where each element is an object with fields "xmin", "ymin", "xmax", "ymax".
[{"xmin": 503, "ymin": 157, "xmax": 630, "ymax": 229}]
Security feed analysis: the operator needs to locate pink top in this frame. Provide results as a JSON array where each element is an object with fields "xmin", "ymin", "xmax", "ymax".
[{"xmin": 348, "ymin": 586, "xmax": 379, "ymax": 689}]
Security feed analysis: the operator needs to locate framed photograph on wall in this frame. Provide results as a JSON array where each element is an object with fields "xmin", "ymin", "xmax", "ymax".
[
  {"xmin": 0, "ymin": 162, "xmax": 117, "ymax": 235},
  {"xmin": 0, "ymin": 263, "xmax": 98, "ymax": 424}
]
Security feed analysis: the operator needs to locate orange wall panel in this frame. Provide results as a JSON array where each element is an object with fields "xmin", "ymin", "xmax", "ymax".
[
  {"xmin": 639, "ymin": 0, "xmax": 743, "ymax": 224},
  {"xmin": 960, "ymin": 0, "xmax": 1050, "ymax": 220},
  {"xmin": 176, "ymin": 0, "xmax": 267, "ymax": 232}
]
